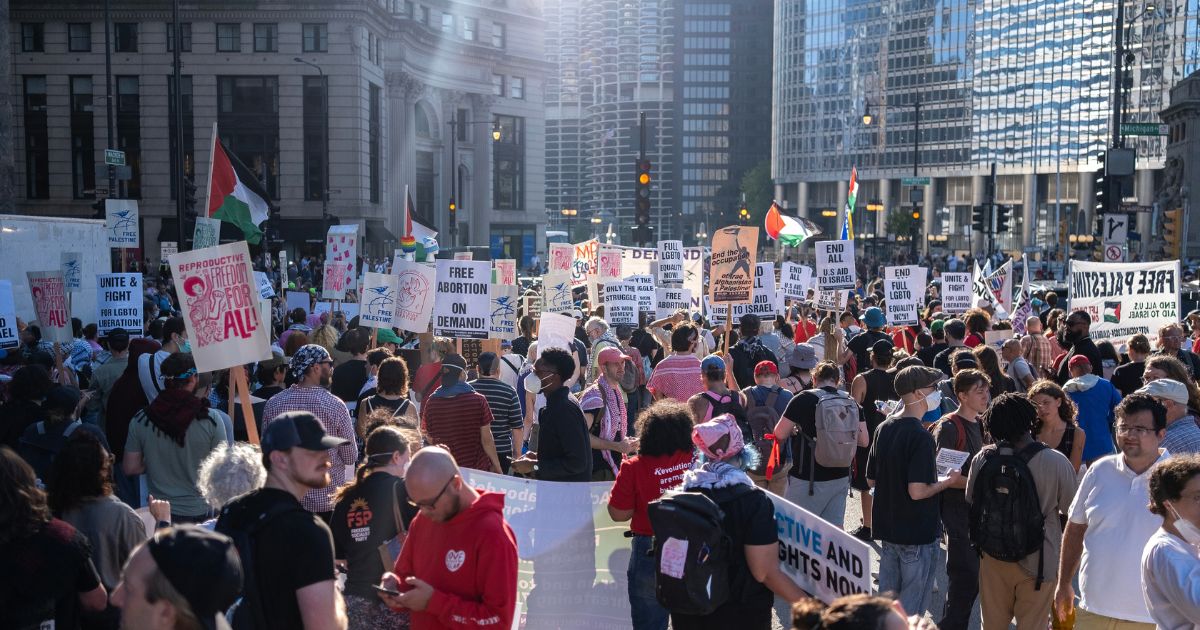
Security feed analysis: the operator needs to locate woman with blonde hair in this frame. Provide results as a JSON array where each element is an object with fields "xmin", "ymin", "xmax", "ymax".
[
  {"xmin": 309, "ymin": 324, "xmax": 340, "ymax": 359},
  {"xmin": 1029, "ymin": 380, "xmax": 1086, "ymax": 472}
]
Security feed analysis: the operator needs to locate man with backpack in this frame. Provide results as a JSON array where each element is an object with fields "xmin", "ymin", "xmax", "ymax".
[
  {"xmin": 215, "ymin": 411, "xmax": 350, "ymax": 630},
  {"xmin": 729, "ymin": 314, "xmax": 778, "ymax": 389},
  {"xmin": 774, "ymin": 361, "xmax": 864, "ymax": 524},
  {"xmin": 967, "ymin": 393, "xmax": 1077, "ymax": 629},
  {"xmin": 687, "ymin": 354, "xmax": 747, "ymax": 428},
  {"xmin": 741, "ymin": 361, "xmax": 794, "ymax": 494}
]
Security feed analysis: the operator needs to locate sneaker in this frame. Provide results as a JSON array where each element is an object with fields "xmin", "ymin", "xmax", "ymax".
[{"xmin": 850, "ymin": 525, "xmax": 872, "ymax": 541}]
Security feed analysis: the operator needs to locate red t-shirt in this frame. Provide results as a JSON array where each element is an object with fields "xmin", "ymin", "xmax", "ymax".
[
  {"xmin": 608, "ymin": 451, "xmax": 695, "ymax": 536},
  {"xmin": 794, "ymin": 319, "xmax": 818, "ymax": 344}
]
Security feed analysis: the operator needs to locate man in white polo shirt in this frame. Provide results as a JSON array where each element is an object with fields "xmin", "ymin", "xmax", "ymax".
[{"xmin": 1055, "ymin": 393, "xmax": 1170, "ymax": 629}]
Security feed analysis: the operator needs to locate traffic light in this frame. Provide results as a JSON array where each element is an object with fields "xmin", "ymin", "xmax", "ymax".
[
  {"xmin": 996, "ymin": 206, "xmax": 1011, "ymax": 233},
  {"xmin": 911, "ymin": 209, "xmax": 921, "ymax": 221},
  {"xmin": 183, "ymin": 176, "xmax": 198, "ymax": 219},
  {"xmin": 1095, "ymin": 151, "xmax": 1110, "ymax": 215},
  {"xmin": 92, "ymin": 198, "xmax": 106, "ymax": 219},
  {"xmin": 971, "ymin": 205, "xmax": 988, "ymax": 232},
  {"xmin": 1163, "ymin": 208, "xmax": 1183, "ymax": 259},
  {"xmin": 738, "ymin": 205, "xmax": 750, "ymax": 225},
  {"xmin": 635, "ymin": 159, "xmax": 652, "ymax": 233}
]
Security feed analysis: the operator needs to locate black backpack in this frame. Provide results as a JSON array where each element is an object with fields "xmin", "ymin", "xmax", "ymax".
[
  {"xmin": 742, "ymin": 387, "xmax": 780, "ymax": 476},
  {"xmin": 216, "ymin": 494, "xmax": 307, "ymax": 629},
  {"xmin": 730, "ymin": 339, "xmax": 775, "ymax": 389},
  {"xmin": 647, "ymin": 484, "xmax": 755, "ymax": 615},
  {"xmin": 968, "ymin": 441, "xmax": 1048, "ymax": 588}
]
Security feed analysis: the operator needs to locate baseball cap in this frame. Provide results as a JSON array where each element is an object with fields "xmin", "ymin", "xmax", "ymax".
[
  {"xmin": 692, "ymin": 413, "xmax": 745, "ymax": 461},
  {"xmin": 500, "ymin": 338, "xmax": 513, "ymax": 349},
  {"xmin": 261, "ymin": 411, "xmax": 349, "ymax": 456},
  {"xmin": 1138, "ymin": 379, "xmax": 1190, "ymax": 405},
  {"xmin": 863, "ymin": 307, "xmax": 886, "ymax": 329},
  {"xmin": 701, "ymin": 354, "xmax": 727, "ymax": 373},
  {"xmin": 894, "ymin": 365, "xmax": 945, "ymax": 396},
  {"xmin": 754, "ymin": 360, "xmax": 778, "ymax": 376},
  {"xmin": 258, "ymin": 352, "xmax": 289, "ymax": 372},
  {"xmin": 1067, "ymin": 355, "xmax": 1092, "ymax": 370},
  {"xmin": 105, "ymin": 327, "xmax": 131, "ymax": 343},
  {"xmin": 597, "ymin": 346, "xmax": 631, "ymax": 365},
  {"xmin": 930, "ymin": 320, "xmax": 945, "ymax": 336},
  {"xmin": 571, "ymin": 309, "xmax": 584, "ymax": 319},
  {"xmin": 871, "ymin": 339, "xmax": 894, "ymax": 356},
  {"xmin": 788, "ymin": 343, "xmax": 817, "ymax": 370},
  {"xmin": 146, "ymin": 526, "xmax": 243, "ymax": 630},
  {"xmin": 441, "ymin": 353, "xmax": 467, "ymax": 373},
  {"xmin": 376, "ymin": 328, "xmax": 403, "ymax": 345}
]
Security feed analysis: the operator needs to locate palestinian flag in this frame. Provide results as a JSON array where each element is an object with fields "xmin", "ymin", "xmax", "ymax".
[
  {"xmin": 841, "ymin": 166, "xmax": 858, "ymax": 240},
  {"xmin": 765, "ymin": 201, "xmax": 821, "ymax": 246},
  {"xmin": 207, "ymin": 125, "xmax": 271, "ymax": 244}
]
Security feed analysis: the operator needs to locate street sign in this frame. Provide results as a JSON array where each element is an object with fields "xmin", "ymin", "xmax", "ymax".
[
  {"xmin": 1104, "ymin": 244, "xmax": 1125, "ymax": 262},
  {"xmin": 901, "ymin": 176, "xmax": 931, "ymax": 187},
  {"xmin": 1023, "ymin": 246, "xmax": 1041, "ymax": 254},
  {"xmin": 104, "ymin": 149, "xmax": 126, "ymax": 166},
  {"xmin": 1120, "ymin": 203, "xmax": 1153, "ymax": 213},
  {"xmin": 1121, "ymin": 123, "xmax": 1167, "ymax": 136},
  {"xmin": 1101, "ymin": 214, "xmax": 1128, "ymax": 244}
]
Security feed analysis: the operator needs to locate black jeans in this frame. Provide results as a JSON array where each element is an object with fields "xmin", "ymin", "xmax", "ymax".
[{"xmin": 939, "ymin": 495, "xmax": 978, "ymax": 630}]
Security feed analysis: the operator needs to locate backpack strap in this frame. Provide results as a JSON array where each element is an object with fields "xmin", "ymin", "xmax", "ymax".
[
  {"xmin": 500, "ymin": 356, "xmax": 521, "ymax": 376},
  {"xmin": 949, "ymin": 415, "xmax": 967, "ymax": 452},
  {"xmin": 62, "ymin": 420, "xmax": 82, "ymax": 439},
  {"xmin": 146, "ymin": 353, "xmax": 163, "ymax": 395}
]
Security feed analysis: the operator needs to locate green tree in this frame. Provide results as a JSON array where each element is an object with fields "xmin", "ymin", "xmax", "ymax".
[
  {"xmin": 739, "ymin": 159, "xmax": 773, "ymax": 226},
  {"xmin": 885, "ymin": 208, "xmax": 919, "ymax": 236}
]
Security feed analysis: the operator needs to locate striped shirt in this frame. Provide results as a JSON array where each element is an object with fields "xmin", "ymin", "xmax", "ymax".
[
  {"xmin": 421, "ymin": 390, "xmax": 495, "ymax": 471},
  {"xmin": 262, "ymin": 385, "xmax": 359, "ymax": 513},
  {"xmin": 469, "ymin": 378, "xmax": 523, "ymax": 458},
  {"xmin": 646, "ymin": 353, "xmax": 704, "ymax": 403}
]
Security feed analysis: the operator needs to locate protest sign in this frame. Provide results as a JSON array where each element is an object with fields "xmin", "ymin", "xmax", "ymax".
[
  {"xmin": 549, "ymin": 243, "xmax": 573, "ymax": 273},
  {"xmin": 536, "ymin": 311, "xmax": 576, "ymax": 357},
  {"xmin": 325, "ymin": 225, "xmax": 359, "ymax": 293},
  {"xmin": 883, "ymin": 266, "xmax": 927, "ymax": 326},
  {"xmin": 522, "ymin": 292, "xmax": 542, "ymax": 318},
  {"xmin": 170, "ymin": 241, "xmax": 271, "ymax": 372},
  {"xmin": 433, "ymin": 260, "xmax": 490, "ymax": 339},
  {"xmin": 704, "ymin": 297, "xmax": 727, "ymax": 326},
  {"xmin": 814, "ymin": 288, "xmax": 848, "ymax": 312},
  {"xmin": 731, "ymin": 263, "xmax": 778, "ymax": 320},
  {"xmin": 655, "ymin": 287, "xmax": 692, "ymax": 320},
  {"xmin": 940, "ymin": 272, "xmax": 973, "ymax": 313},
  {"xmin": 105, "ymin": 199, "xmax": 139, "ymax": 248},
  {"xmin": 285, "ymin": 290, "xmax": 310, "ymax": 314},
  {"xmin": 61, "ymin": 253, "xmax": 83, "ymax": 293},
  {"xmin": 26, "ymin": 271, "xmax": 71, "ymax": 344},
  {"xmin": 1069, "ymin": 260, "xmax": 1181, "ymax": 342},
  {"xmin": 454, "ymin": 251, "xmax": 473, "ymax": 261},
  {"xmin": 684, "ymin": 250, "xmax": 706, "ymax": 313},
  {"xmin": 160, "ymin": 241, "xmax": 178, "ymax": 259},
  {"xmin": 96, "ymin": 273, "xmax": 143, "ymax": 336},
  {"xmin": 598, "ymin": 245, "xmax": 623, "ymax": 281},
  {"xmin": 709, "ymin": 226, "xmax": 758, "ymax": 304},
  {"xmin": 254, "ymin": 271, "xmax": 275, "ymax": 300},
  {"xmin": 495, "ymin": 259, "xmax": 517, "ymax": 286},
  {"xmin": 815, "ymin": 240, "xmax": 856, "ymax": 290},
  {"xmin": 781, "ymin": 262, "xmax": 813, "ymax": 301},
  {"xmin": 488, "ymin": 284, "xmax": 519, "ymax": 340},
  {"xmin": 0, "ymin": 280, "xmax": 18, "ymax": 348},
  {"xmin": 769, "ymin": 493, "xmax": 872, "ymax": 604},
  {"xmin": 358, "ymin": 272, "xmax": 398, "ymax": 329},
  {"xmin": 571, "ymin": 239, "xmax": 599, "ymax": 287},
  {"xmin": 322, "ymin": 262, "xmax": 346, "ymax": 300},
  {"xmin": 657, "ymin": 240, "xmax": 684, "ymax": 284},
  {"xmin": 625, "ymin": 274, "xmax": 656, "ymax": 314},
  {"xmin": 339, "ymin": 302, "xmax": 359, "ymax": 320},
  {"xmin": 604, "ymin": 281, "xmax": 639, "ymax": 325},
  {"xmin": 392, "ymin": 259, "xmax": 437, "ymax": 333},
  {"xmin": 542, "ymin": 272, "xmax": 574, "ymax": 313},
  {"xmin": 192, "ymin": 217, "xmax": 221, "ymax": 250}
]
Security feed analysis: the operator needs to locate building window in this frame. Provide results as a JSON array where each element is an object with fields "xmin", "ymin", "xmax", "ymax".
[
  {"xmin": 441, "ymin": 12, "xmax": 454, "ymax": 34},
  {"xmin": 492, "ymin": 22, "xmax": 506, "ymax": 48},
  {"xmin": 419, "ymin": 5, "xmax": 430, "ymax": 25},
  {"xmin": 23, "ymin": 76, "xmax": 48, "ymax": 199},
  {"xmin": 492, "ymin": 74, "xmax": 504, "ymax": 97},
  {"xmin": 253, "ymin": 23, "xmax": 278, "ymax": 52},
  {"xmin": 369, "ymin": 84, "xmax": 381, "ymax": 204},
  {"xmin": 493, "ymin": 115, "xmax": 525, "ymax": 210},
  {"xmin": 462, "ymin": 17, "xmax": 477, "ymax": 41},
  {"xmin": 217, "ymin": 23, "xmax": 241, "ymax": 52},
  {"xmin": 68, "ymin": 23, "xmax": 91, "ymax": 52},
  {"xmin": 114, "ymin": 22, "xmax": 138, "ymax": 52},
  {"xmin": 21, "ymin": 23, "xmax": 44, "ymax": 52},
  {"xmin": 404, "ymin": 1, "xmax": 415, "ymax": 18},
  {"xmin": 489, "ymin": 225, "xmax": 536, "ymax": 268},
  {"xmin": 166, "ymin": 22, "xmax": 192, "ymax": 51},
  {"xmin": 168, "ymin": 75, "xmax": 194, "ymax": 200},
  {"xmin": 302, "ymin": 23, "xmax": 328, "ymax": 52},
  {"xmin": 116, "ymin": 76, "xmax": 142, "ymax": 198},
  {"xmin": 510, "ymin": 77, "xmax": 524, "ymax": 99},
  {"xmin": 303, "ymin": 75, "xmax": 327, "ymax": 202},
  {"xmin": 70, "ymin": 76, "xmax": 95, "ymax": 199},
  {"xmin": 218, "ymin": 76, "xmax": 280, "ymax": 199}
]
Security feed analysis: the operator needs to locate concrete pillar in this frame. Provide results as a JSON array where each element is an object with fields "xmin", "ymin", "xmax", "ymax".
[
  {"xmin": 386, "ymin": 88, "xmax": 410, "ymax": 238},
  {"xmin": 1023, "ymin": 173, "xmax": 1038, "ymax": 253},
  {"xmin": 796, "ymin": 181, "xmax": 809, "ymax": 220},
  {"xmin": 1136, "ymin": 169, "xmax": 1155, "ymax": 260},
  {"xmin": 876, "ymin": 179, "xmax": 891, "ymax": 238},
  {"xmin": 1078, "ymin": 172, "xmax": 1095, "ymax": 236}
]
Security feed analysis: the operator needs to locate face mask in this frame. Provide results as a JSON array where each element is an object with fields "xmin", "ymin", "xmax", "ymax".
[
  {"xmin": 923, "ymin": 389, "xmax": 943, "ymax": 412},
  {"xmin": 179, "ymin": 337, "xmax": 192, "ymax": 353},
  {"xmin": 1169, "ymin": 502, "xmax": 1200, "ymax": 546}
]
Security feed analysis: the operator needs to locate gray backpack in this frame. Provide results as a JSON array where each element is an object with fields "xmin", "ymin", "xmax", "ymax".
[{"xmin": 798, "ymin": 389, "xmax": 859, "ymax": 494}]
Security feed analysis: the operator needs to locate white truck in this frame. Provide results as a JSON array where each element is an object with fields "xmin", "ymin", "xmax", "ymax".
[{"xmin": 1, "ymin": 214, "xmax": 114, "ymax": 325}]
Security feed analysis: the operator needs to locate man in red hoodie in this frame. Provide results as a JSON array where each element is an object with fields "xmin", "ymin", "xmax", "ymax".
[{"xmin": 379, "ymin": 446, "xmax": 518, "ymax": 629}]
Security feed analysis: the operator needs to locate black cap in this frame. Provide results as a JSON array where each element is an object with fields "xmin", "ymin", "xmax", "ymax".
[
  {"xmin": 42, "ymin": 386, "xmax": 82, "ymax": 416},
  {"xmin": 261, "ymin": 411, "xmax": 348, "ymax": 456},
  {"xmin": 147, "ymin": 526, "xmax": 242, "ymax": 630},
  {"xmin": 870, "ymin": 339, "xmax": 894, "ymax": 355},
  {"xmin": 105, "ymin": 327, "xmax": 130, "ymax": 343},
  {"xmin": 441, "ymin": 353, "xmax": 467, "ymax": 373}
]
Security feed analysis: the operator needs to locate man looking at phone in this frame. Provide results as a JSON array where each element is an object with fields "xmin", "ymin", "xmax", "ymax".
[{"xmin": 378, "ymin": 446, "xmax": 518, "ymax": 629}]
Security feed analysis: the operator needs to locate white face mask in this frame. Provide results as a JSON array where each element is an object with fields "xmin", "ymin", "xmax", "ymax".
[
  {"xmin": 1169, "ymin": 502, "xmax": 1200, "ymax": 546},
  {"xmin": 923, "ymin": 389, "xmax": 943, "ymax": 413}
]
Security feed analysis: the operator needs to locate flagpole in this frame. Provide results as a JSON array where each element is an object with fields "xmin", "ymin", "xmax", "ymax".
[
  {"xmin": 402, "ymin": 184, "xmax": 410, "ymax": 238},
  {"xmin": 199, "ymin": 122, "xmax": 218, "ymax": 250}
]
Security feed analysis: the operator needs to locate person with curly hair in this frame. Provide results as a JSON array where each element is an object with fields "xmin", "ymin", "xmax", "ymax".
[
  {"xmin": 962, "ymin": 308, "xmax": 990, "ymax": 348},
  {"xmin": 192, "ymin": 442, "xmax": 268, "ymax": 528},
  {"xmin": 1141, "ymin": 453, "xmax": 1200, "ymax": 629}
]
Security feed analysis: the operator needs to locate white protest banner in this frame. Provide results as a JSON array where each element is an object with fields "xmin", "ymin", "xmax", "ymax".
[
  {"xmin": 495, "ymin": 259, "xmax": 517, "ymax": 286},
  {"xmin": 815, "ymin": 240, "xmax": 856, "ymax": 290},
  {"xmin": 96, "ymin": 273, "xmax": 143, "ymax": 336},
  {"xmin": 883, "ymin": 265, "xmax": 927, "ymax": 326},
  {"xmin": 543, "ymin": 272, "xmax": 574, "ymax": 313},
  {"xmin": 570, "ymin": 239, "xmax": 599, "ymax": 287},
  {"xmin": 27, "ymin": 271, "xmax": 71, "ymax": 343},
  {"xmin": 254, "ymin": 271, "xmax": 275, "ymax": 299},
  {"xmin": 454, "ymin": 251, "xmax": 473, "ymax": 261},
  {"xmin": 731, "ymin": 262, "xmax": 778, "ymax": 320},
  {"xmin": 322, "ymin": 262, "xmax": 346, "ymax": 301},
  {"xmin": 598, "ymin": 245, "xmax": 623, "ymax": 281},
  {"xmin": 488, "ymin": 284, "xmax": 519, "ymax": 340},
  {"xmin": 392, "ymin": 259, "xmax": 437, "ymax": 333},
  {"xmin": 105, "ymin": 199, "xmax": 139, "ymax": 248},
  {"xmin": 769, "ymin": 493, "xmax": 872, "ymax": 604},
  {"xmin": 160, "ymin": 241, "xmax": 178, "ymax": 260},
  {"xmin": 536, "ymin": 311, "xmax": 576, "ymax": 358},
  {"xmin": 814, "ymin": 288, "xmax": 848, "ymax": 312},
  {"xmin": 325, "ymin": 224, "xmax": 359, "ymax": 292},
  {"xmin": 655, "ymin": 287, "xmax": 692, "ymax": 320},
  {"xmin": 549, "ymin": 242, "xmax": 574, "ymax": 273},
  {"xmin": 604, "ymin": 281, "xmax": 639, "ymax": 325},
  {"xmin": 170, "ymin": 241, "xmax": 271, "ymax": 372},
  {"xmin": 940, "ymin": 272, "xmax": 973, "ymax": 314},
  {"xmin": 192, "ymin": 217, "xmax": 221, "ymax": 250},
  {"xmin": 0, "ymin": 281, "xmax": 18, "ymax": 347},
  {"xmin": 1069, "ymin": 260, "xmax": 1181, "ymax": 343},
  {"xmin": 657, "ymin": 240, "xmax": 684, "ymax": 284},
  {"xmin": 61, "ymin": 253, "xmax": 83, "ymax": 293},
  {"xmin": 358, "ymin": 272, "xmax": 398, "ymax": 329},
  {"xmin": 781, "ymin": 262, "xmax": 813, "ymax": 300},
  {"xmin": 433, "ymin": 260, "xmax": 490, "ymax": 339},
  {"xmin": 710, "ymin": 226, "xmax": 758, "ymax": 304},
  {"xmin": 624, "ymin": 274, "xmax": 656, "ymax": 314},
  {"xmin": 285, "ymin": 290, "xmax": 310, "ymax": 314}
]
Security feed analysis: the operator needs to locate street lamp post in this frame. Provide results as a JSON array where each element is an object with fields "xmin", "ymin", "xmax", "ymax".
[
  {"xmin": 293, "ymin": 58, "xmax": 329, "ymax": 224},
  {"xmin": 864, "ymin": 98, "xmax": 922, "ymax": 260},
  {"xmin": 445, "ymin": 118, "xmax": 502, "ymax": 248}
]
